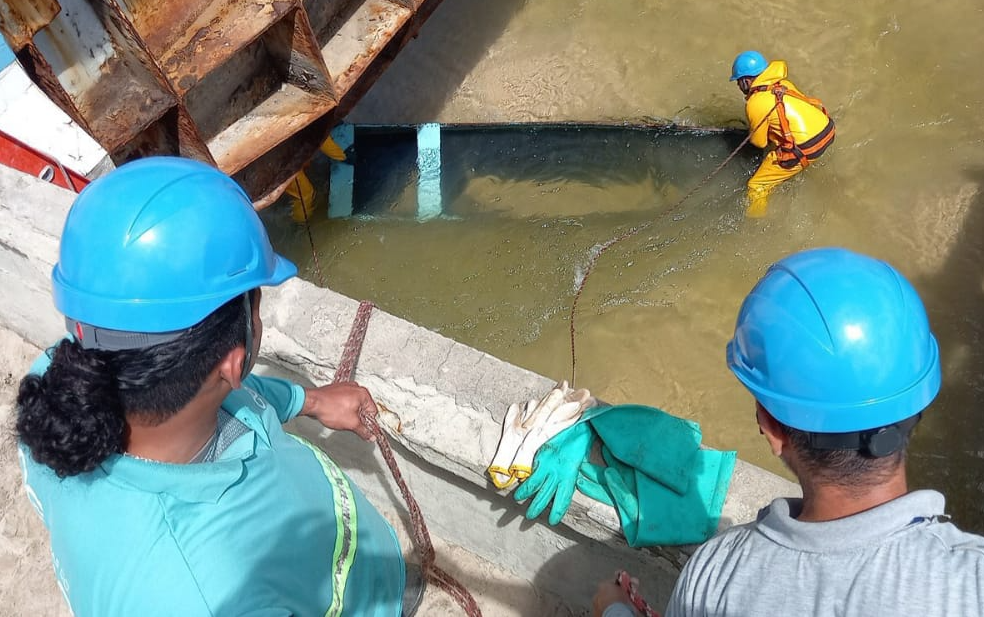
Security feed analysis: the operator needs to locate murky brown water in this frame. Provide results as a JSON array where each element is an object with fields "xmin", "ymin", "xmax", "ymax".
[{"xmin": 263, "ymin": 0, "xmax": 984, "ymax": 532}]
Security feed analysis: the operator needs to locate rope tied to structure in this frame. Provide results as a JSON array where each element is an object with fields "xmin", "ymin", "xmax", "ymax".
[{"xmin": 333, "ymin": 300, "xmax": 484, "ymax": 616}]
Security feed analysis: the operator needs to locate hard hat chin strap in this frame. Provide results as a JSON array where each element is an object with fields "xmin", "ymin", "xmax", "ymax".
[
  {"xmin": 241, "ymin": 291, "xmax": 254, "ymax": 381},
  {"xmin": 805, "ymin": 414, "xmax": 921, "ymax": 458},
  {"xmin": 68, "ymin": 318, "xmax": 188, "ymax": 351},
  {"xmin": 70, "ymin": 291, "xmax": 256, "ymax": 380}
]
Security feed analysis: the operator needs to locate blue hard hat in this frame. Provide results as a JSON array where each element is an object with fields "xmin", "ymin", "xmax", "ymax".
[
  {"xmin": 726, "ymin": 247, "xmax": 941, "ymax": 433},
  {"xmin": 730, "ymin": 50, "xmax": 768, "ymax": 81},
  {"xmin": 52, "ymin": 157, "xmax": 297, "ymax": 333}
]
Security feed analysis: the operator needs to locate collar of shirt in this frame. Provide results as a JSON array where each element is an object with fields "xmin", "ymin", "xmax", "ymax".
[
  {"xmin": 755, "ymin": 490, "xmax": 947, "ymax": 552},
  {"xmin": 97, "ymin": 390, "xmax": 277, "ymax": 504}
]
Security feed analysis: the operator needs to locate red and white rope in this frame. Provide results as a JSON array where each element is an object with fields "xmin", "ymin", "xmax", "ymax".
[{"xmin": 335, "ymin": 300, "xmax": 483, "ymax": 616}]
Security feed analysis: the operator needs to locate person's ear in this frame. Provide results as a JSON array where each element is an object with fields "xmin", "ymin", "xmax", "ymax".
[
  {"xmin": 756, "ymin": 402, "xmax": 788, "ymax": 457},
  {"xmin": 216, "ymin": 345, "xmax": 247, "ymax": 390}
]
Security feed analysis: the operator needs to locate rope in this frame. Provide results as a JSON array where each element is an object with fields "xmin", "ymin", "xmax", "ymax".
[
  {"xmin": 295, "ymin": 177, "xmax": 327, "ymax": 287},
  {"xmin": 334, "ymin": 301, "xmax": 484, "ymax": 616},
  {"xmin": 568, "ymin": 111, "xmax": 775, "ymax": 386},
  {"xmin": 332, "ymin": 300, "xmax": 375, "ymax": 383},
  {"xmin": 616, "ymin": 570, "xmax": 660, "ymax": 617}
]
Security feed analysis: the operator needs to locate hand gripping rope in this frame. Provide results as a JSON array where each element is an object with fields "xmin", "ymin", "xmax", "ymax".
[
  {"xmin": 334, "ymin": 300, "xmax": 484, "ymax": 616},
  {"xmin": 616, "ymin": 570, "xmax": 661, "ymax": 617}
]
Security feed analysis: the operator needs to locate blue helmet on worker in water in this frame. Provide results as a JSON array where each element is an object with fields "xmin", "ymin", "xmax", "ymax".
[
  {"xmin": 730, "ymin": 51, "xmax": 768, "ymax": 81},
  {"xmin": 726, "ymin": 247, "xmax": 941, "ymax": 435},
  {"xmin": 51, "ymin": 156, "xmax": 297, "ymax": 339}
]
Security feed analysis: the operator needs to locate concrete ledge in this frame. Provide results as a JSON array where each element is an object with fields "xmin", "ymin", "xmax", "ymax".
[
  {"xmin": 0, "ymin": 165, "xmax": 799, "ymax": 610},
  {"xmin": 0, "ymin": 167, "xmax": 69, "ymax": 346}
]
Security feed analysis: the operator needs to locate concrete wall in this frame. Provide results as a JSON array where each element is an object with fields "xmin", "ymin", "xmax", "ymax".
[{"xmin": 0, "ymin": 165, "xmax": 799, "ymax": 611}]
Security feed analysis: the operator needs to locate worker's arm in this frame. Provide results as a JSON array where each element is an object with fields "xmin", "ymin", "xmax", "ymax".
[
  {"xmin": 240, "ymin": 373, "xmax": 376, "ymax": 440},
  {"xmin": 745, "ymin": 93, "xmax": 774, "ymax": 149},
  {"xmin": 299, "ymin": 381, "xmax": 378, "ymax": 442}
]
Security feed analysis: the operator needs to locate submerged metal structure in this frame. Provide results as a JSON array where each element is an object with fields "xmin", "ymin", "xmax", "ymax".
[{"xmin": 0, "ymin": 0, "xmax": 445, "ymax": 206}]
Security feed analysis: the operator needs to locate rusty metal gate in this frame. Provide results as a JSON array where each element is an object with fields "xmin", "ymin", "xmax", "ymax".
[{"xmin": 0, "ymin": 0, "xmax": 445, "ymax": 206}]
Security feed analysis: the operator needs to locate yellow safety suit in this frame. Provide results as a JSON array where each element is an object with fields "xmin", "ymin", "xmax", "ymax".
[
  {"xmin": 744, "ymin": 61, "xmax": 834, "ymax": 217},
  {"xmin": 285, "ymin": 136, "xmax": 348, "ymax": 222}
]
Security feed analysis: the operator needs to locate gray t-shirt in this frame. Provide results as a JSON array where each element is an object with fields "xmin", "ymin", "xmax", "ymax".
[{"xmin": 659, "ymin": 490, "xmax": 984, "ymax": 616}]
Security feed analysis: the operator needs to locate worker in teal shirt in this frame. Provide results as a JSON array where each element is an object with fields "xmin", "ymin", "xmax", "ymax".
[{"xmin": 16, "ymin": 157, "xmax": 408, "ymax": 616}]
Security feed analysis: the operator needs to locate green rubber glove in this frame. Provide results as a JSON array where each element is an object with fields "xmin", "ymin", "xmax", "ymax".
[
  {"xmin": 576, "ymin": 461, "xmax": 613, "ymax": 506},
  {"xmin": 513, "ymin": 420, "xmax": 596, "ymax": 525},
  {"xmin": 588, "ymin": 404, "xmax": 702, "ymax": 495},
  {"xmin": 578, "ymin": 447, "xmax": 737, "ymax": 546},
  {"xmin": 630, "ymin": 448, "xmax": 736, "ymax": 546},
  {"xmin": 578, "ymin": 445, "xmax": 639, "ymax": 541}
]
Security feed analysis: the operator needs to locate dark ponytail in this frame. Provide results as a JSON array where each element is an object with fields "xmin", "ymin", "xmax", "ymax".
[
  {"xmin": 16, "ymin": 340, "xmax": 125, "ymax": 477},
  {"xmin": 16, "ymin": 292, "xmax": 251, "ymax": 477}
]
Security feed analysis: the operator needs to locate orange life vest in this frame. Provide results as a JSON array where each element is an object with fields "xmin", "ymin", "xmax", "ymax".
[{"xmin": 748, "ymin": 83, "xmax": 835, "ymax": 170}]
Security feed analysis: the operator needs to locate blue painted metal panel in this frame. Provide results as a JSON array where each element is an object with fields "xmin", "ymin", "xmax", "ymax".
[
  {"xmin": 328, "ymin": 123, "xmax": 355, "ymax": 218},
  {"xmin": 416, "ymin": 123, "xmax": 442, "ymax": 221},
  {"xmin": 0, "ymin": 38, "xmax": 14, "ymax": 69}
]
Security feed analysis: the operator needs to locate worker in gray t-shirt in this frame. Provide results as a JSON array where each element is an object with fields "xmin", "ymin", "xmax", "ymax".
[{"xmin": 593, "ymin": 247, "xmax": 984, "ymax": 617}]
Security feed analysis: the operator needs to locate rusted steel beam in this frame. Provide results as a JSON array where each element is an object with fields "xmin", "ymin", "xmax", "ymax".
[
  {"xmin": 242, "ymin": 0, "xmax": 448, "ymax": 206},
  {"xmin": 0, "ymin": 0, "xmax": 59, "ymax": 49},
  {"xmin": 0, "ymin": 0, "xmax": 449, "ymax": 207}
]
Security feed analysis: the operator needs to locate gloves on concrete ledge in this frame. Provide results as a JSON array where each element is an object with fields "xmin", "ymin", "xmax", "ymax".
[
  {"xmin": 487, "ymin": 381, "xmax": 595, "ymax": 489},
  {"xmin": 495, "ymin": 400, "xmax": 737, "ymax": 546}
]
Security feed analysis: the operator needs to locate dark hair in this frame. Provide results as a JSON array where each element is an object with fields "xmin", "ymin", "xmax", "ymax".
[
  {"xmin": 16, "ymin": 293, "xmax": 252, "ymax": 477},
  {"xmin": 780, "ymin": 421, "xmax": 915, "ymax": 491}
]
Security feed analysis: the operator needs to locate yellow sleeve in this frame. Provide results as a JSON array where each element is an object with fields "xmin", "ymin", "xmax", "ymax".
[
  {"xmin": 745, "ymin": 93, "xmax": 774, "ymax": 149},
  {"xmin": 319, "ymin": 136, "xmax": 347, "ymax": 161}
]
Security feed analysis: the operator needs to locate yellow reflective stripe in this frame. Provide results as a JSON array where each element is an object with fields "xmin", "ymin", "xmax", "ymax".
[{"xmin": 288, "ymin": 434, "xmax": 358, "ymax": 617}]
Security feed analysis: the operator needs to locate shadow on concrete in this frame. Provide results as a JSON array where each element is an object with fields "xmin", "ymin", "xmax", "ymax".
[
  {"xmin": 908, "ymin": 167, "xmax": 984, "ymax": 534},
  {"xmin": 533, "ymin": 542, "xmax": 676, "ymax": 617}
]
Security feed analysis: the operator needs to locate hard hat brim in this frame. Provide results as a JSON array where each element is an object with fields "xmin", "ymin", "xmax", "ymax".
[{"xmin": 52, "ymin": 252, "xmax": 298, "ymax": 334}]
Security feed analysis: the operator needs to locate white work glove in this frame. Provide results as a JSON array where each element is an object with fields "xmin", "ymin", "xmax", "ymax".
[
  {"xmin": 488, "ymin": 382, "xmax": 597, "ymax": 489},
  {"xmin": 488, "ymin": 399, "xmax": 538, "ymax": 489},
  {"xmin": 508, "ymin": 381, "xmax": 596, "ymax": 482}
]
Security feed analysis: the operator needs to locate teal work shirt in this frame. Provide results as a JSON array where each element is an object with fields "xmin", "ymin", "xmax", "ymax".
[{"xmin": 19, "ymin": 351, "xmax": 405, "ymax": 617}]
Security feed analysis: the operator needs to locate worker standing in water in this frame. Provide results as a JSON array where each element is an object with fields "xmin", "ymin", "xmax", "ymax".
[
  {"xmin": 731, "ymin": 51, "xmax": 835, "ymax": 217},
  {"xmin": 285, "ymin": 136, "xmax": 348, "ymax": 222}
]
